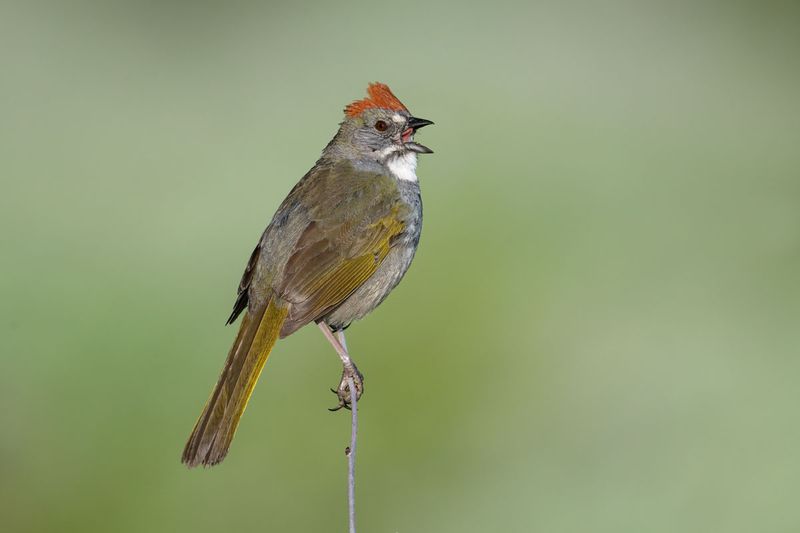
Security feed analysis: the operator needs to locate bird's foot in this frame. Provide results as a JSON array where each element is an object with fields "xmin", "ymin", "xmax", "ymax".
[{"xmin": 328, "ymin": 364, "xmax": 364, "ymax": 411}]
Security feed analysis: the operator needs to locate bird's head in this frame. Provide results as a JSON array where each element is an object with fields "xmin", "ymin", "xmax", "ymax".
[{"xmin": 326, "ymin": 83, "xmax": 433, "ymax": 166}]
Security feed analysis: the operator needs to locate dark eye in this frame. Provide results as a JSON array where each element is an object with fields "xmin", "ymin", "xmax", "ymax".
[{"xmin": 374, "ymin": 120, "xmax": 388, "ymax": 132}]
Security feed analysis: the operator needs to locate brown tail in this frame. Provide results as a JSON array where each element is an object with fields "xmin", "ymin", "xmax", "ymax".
[{"xmin": 182, "ymin": 296, "xmax": 288, "ymax": 467}]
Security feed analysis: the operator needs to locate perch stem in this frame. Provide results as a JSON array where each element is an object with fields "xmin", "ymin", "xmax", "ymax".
[{"xmin": 338, "ymin": 331, "xmax": 357, "ymax": 533}]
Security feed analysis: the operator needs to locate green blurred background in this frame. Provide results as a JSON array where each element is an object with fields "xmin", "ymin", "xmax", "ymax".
[{"xmin": 2, "ymin": 1, "xmax": 799, "ymax": 531}]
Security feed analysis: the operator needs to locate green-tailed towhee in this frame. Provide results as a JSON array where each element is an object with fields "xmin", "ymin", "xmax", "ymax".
[{"xmin": 182, "ymin": 82, "xmax": 433, "ymax": 467}]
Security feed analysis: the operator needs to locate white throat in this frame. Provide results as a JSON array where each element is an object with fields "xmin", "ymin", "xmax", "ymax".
[{"xmin": 386, "ymin": 151, "xmax": 418, "ymax": 182}]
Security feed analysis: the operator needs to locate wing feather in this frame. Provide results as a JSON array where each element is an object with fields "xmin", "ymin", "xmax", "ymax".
[{"xmin": 278, "ymin": 208, "xmax": 404, "ymax": 336}]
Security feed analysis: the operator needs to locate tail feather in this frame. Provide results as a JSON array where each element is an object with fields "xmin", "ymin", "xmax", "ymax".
[{"xmin": 182, "ymin": 296, "xmax": 288, "ymax": 467}]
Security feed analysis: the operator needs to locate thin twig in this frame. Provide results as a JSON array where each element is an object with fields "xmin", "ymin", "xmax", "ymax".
[
  {"xmin": 345, "ymin": 375, "xmax": 357, "ymax": 533},
  {"xmin": 338, "ymin": 331, "xmax": 357, "ymax": 533}
]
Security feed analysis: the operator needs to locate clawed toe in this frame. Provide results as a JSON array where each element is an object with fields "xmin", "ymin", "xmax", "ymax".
[
  {"xmin": 328, "ymin": 388, "xmax": 352, "ymax": 411},
  {"xmin": 328, "ymin": 402, "xmax": 351, "ymax": 412},
  {"xmin": 327, "ymin": 365, "xmax": 364, "ymax": 412}
]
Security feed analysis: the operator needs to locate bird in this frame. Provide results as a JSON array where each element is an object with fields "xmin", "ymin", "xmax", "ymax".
[{"xmin": 181, "ymin": 82, "xmax": 433, "ymax": 467}]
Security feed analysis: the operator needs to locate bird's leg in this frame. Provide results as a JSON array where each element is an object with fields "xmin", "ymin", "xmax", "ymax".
[{"xmin": 317, "ymin": 322, "xmax": 364, "ymax": 411}]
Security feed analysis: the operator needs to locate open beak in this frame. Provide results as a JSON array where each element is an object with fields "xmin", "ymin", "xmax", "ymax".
[{"xmin": 402, "ymin": 116, "xmax": 434, "ymax": 154}]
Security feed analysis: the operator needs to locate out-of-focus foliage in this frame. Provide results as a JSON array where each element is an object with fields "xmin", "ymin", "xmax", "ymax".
[{"xmin": 1, "ymin": 1, "xmax": 798, "ymax": 531}]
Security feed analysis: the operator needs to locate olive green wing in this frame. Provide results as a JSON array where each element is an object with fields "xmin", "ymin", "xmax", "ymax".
[{"xmin": 275, "ymin": 167, "xmax": 406, "ymax": 337}]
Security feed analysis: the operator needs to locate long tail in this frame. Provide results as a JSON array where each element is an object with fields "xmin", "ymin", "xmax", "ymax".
[{"xmin": 182, "ymin": 296, "xmax": 288, "ymax": 467}]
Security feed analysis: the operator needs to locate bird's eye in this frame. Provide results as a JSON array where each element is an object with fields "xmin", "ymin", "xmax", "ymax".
[{"xmin": 374, "ymin": 120, "xmax": 389, "ymax": 132}]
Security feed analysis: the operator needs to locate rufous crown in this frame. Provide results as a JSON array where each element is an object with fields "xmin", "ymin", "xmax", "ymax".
[{"xmin": 345, "ymin": 83, "xmax": 408, "ymax": 117}]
